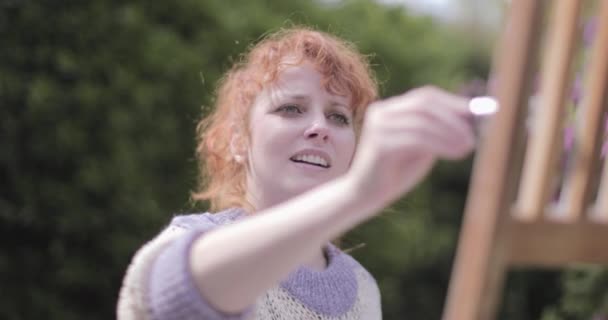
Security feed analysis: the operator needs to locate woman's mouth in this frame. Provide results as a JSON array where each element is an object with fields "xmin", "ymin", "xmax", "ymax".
[{"xmin": 290, "ymin": 154, "xmax": 330, "ymax": 168}]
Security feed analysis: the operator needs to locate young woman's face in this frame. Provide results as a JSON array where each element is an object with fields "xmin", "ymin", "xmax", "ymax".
[{"xmin": 245, "ymin": 63, "xmax": 356, "ymax": 209}]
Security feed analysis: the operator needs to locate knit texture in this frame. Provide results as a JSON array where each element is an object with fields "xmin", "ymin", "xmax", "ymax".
[
  {"xmin": 117, "ymin": 219, "xmax": 187, "ymax": 320},
  {"xmin": 117, "ymin": 208, "xmax": 382, "ymax": 320},
  {"xmin": 279, "ymin": 245, "xmax": 358, "ymax": 316}
]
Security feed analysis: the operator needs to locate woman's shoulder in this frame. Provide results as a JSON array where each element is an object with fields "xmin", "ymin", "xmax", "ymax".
[
  {"xmin": 330, "ymin": 245, "xmax": 378, "ymax": 285},
  {"xmin": 169, "ymin": 207, "xmax": 247, "ymax": 230}
]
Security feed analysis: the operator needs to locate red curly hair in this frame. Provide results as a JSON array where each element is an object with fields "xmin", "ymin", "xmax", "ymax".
[{"xmin": 192, "ymin": 27, "xmax": 378, "ymax": 212}]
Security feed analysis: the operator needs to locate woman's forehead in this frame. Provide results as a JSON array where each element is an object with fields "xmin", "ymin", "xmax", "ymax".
[{"xmin": 268, "ymin": 64, "xmax": 352, "ymax": 106}]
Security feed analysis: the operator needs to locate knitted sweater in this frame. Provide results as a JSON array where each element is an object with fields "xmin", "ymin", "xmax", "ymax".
[{"xmin": 117, "ymin": 208, "xmax": 382, "ymax": 320}]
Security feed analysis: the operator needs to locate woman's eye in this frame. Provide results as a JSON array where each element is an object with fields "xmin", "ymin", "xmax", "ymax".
[
  {"xmin": 277, "ymin": 105, "xmax": 302, "ymax": 114},
  {"xmin": 329, "ymin": 113, "xmax": 350, "ymax": 125}
]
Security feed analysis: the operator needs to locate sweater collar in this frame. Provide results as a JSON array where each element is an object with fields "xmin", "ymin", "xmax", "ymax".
[
  {"xmin": 279, "ymin": 243, "xmax": 358, "ymax": 316},
  {"xmin": 208, "ymin": 208, "xmax": 359, "ymax": 316}
]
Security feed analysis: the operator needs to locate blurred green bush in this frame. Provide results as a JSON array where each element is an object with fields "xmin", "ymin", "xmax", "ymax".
[{"xmin": 5, "ymin": 1, "xmax": 598, "ymax": 319}]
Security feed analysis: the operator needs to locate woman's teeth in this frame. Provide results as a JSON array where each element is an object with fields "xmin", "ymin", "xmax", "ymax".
[{"xmin": 291, "ymin": 154, "xmax": 329, "ymax": 168}]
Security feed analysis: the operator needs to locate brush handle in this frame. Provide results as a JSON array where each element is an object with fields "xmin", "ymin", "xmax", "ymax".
[{"xmin": 469, "ymin": 96, "xmax": 499, "ymax": 141}]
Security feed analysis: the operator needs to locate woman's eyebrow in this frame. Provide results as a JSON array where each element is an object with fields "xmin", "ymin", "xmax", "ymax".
[
  {"xmin": 267, "ymin": 91, "xmax": 308, "ymax": 108},
  {"xmin": 333, "ymin": 101, "xmax": 350, "ymax": 108},
  {"xmin": 330, "ymin": 101, "xmax": 352, "ymax": 113},
  {"xmin": 284, "ymin": 94, "xmax": 311, "ymax": 102},
  {"xmin": 280, "ymin": 93, "xmax": 350, "ymax": 110}
]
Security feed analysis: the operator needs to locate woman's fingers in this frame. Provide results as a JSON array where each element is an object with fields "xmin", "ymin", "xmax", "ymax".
[
  {"xmin": 378, "ymin": 115, "xmax": 474, "ymax": 160},
  {"xmin": 349, "ymin": 86, "xmax": 474, "ymax": 203},
  {"xmin": 380, "ymin": 86, "xmax": 471, "ymax": 117},
  {"xmin": 366, "ymin": 95, "xmax": 476, "ymax": 160}
]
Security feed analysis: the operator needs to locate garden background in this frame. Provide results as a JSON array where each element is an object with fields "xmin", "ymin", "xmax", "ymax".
[{"xmin": 1, "ymin": 0, "xmax": 606, "ymax": 319}]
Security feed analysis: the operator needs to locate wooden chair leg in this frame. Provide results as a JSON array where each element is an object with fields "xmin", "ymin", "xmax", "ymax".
[{"xmin": 442, "ymin": 1, "xmax": 544, "ymax": 319}]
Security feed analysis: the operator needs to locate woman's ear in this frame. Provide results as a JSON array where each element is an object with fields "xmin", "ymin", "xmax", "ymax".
[{"xmin": 230, "ymin": 134, "xmax": 247, "ymax": 164}]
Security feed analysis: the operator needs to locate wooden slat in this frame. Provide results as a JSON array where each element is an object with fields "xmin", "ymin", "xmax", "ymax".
[
  {"xmin": 508, "ymin": 219, "xmax": 608, "ymax": 267},
  {"xmin": 587, "ymin": 0, "xmax": 608, "ymax": 222},
  {"xmin": 515, "ymin": 1, "xmax": 582, "ymax": 221},
  {"xmin": 441, "ymin": 1, "xmax": 545, "ymax": 320}
]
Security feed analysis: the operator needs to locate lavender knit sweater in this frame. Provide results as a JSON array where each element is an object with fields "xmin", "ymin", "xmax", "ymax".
[{"xmin": 117, "ymin": 208, "xmax": 382, "ymax": 320}]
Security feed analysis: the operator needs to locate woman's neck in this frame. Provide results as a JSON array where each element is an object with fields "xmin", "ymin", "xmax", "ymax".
[
  {"xmin": 244, "ymin": 186, "xmax": 328, "ymax": 271},
  {"xmin": 303, "ymin": 247, "xmax": 328, "ymax": 271}
]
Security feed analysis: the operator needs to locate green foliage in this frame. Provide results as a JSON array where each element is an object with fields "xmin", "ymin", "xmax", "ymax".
[
  {"xmin": 13, "ymin": 0, "xmax": 594, "ymax": 319},
  {"xmin": 540, "ymin": 267, "xmax": 608, "ymax": 320}
]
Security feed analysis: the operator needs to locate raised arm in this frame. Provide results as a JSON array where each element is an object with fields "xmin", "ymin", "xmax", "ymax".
[{"xmin": 188, "ymin": 86, "xmax": 476, "ymax": 314}]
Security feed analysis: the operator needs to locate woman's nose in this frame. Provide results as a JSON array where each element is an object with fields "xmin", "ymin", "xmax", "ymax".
[{"xmin": 304, "ymin": 120, "xmax": 330, "ymax": 142}]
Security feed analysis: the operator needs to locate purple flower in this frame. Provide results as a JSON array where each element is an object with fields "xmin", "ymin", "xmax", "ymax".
[
  {"xmin": 570, "ymin": 74, "xmax": 582, "ymax": 105},
  {"xmin": 603, "ymin": 117, "xmax": 608, "ymax": 157},
  {"xmin": 584, "ymin": 17, "xmax": 598, "ymax": 47},
  {"xmin": 564, "ymin": 125, "xmax": 575, "ymax": 151}
]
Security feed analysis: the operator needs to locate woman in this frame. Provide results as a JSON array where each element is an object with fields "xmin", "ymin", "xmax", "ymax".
[{"xmin": 117, "ymin": 27, "xmax": 475, "ymax": 319}]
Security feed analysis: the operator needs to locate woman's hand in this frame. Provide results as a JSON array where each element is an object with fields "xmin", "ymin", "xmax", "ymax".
[
  {"xmin": 179, "ymin": 86, "xmax": 475, "ymax": 316},
  {"xmin": 347, "ymin": 86, "xmax": 475, "ymax": 209}
]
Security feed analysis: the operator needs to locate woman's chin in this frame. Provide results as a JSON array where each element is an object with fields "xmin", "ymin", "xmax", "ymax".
[{"xmin": 285, "ymin": 178, "xmax": 331, "ymax": 195}]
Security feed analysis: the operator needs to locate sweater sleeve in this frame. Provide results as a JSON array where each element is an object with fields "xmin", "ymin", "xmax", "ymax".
[
  {"xmin": 117, "ymin": 210, "xmax": 253, "ymax": 320},
  {"xmin": 117, "ymin": 224, "xmax": 188, "ymax": 320},
  {"xmin": 147, "ymin": 228, "xmax": 253, "ymax": 320}
]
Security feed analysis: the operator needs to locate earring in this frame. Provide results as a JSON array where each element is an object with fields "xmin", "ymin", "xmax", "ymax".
[
  {"xmin": 230, "ymin": 132, "xmax": 246, "ymax": 164},
  {"xmin": 234, "ymin": 154, "xmax": 244, "ymax": 163}
]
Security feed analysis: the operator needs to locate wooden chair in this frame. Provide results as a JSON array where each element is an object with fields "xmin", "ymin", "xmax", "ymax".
[{"xmin": 442, "ymin": 1, "xmax": 608, "ymax": 319}]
